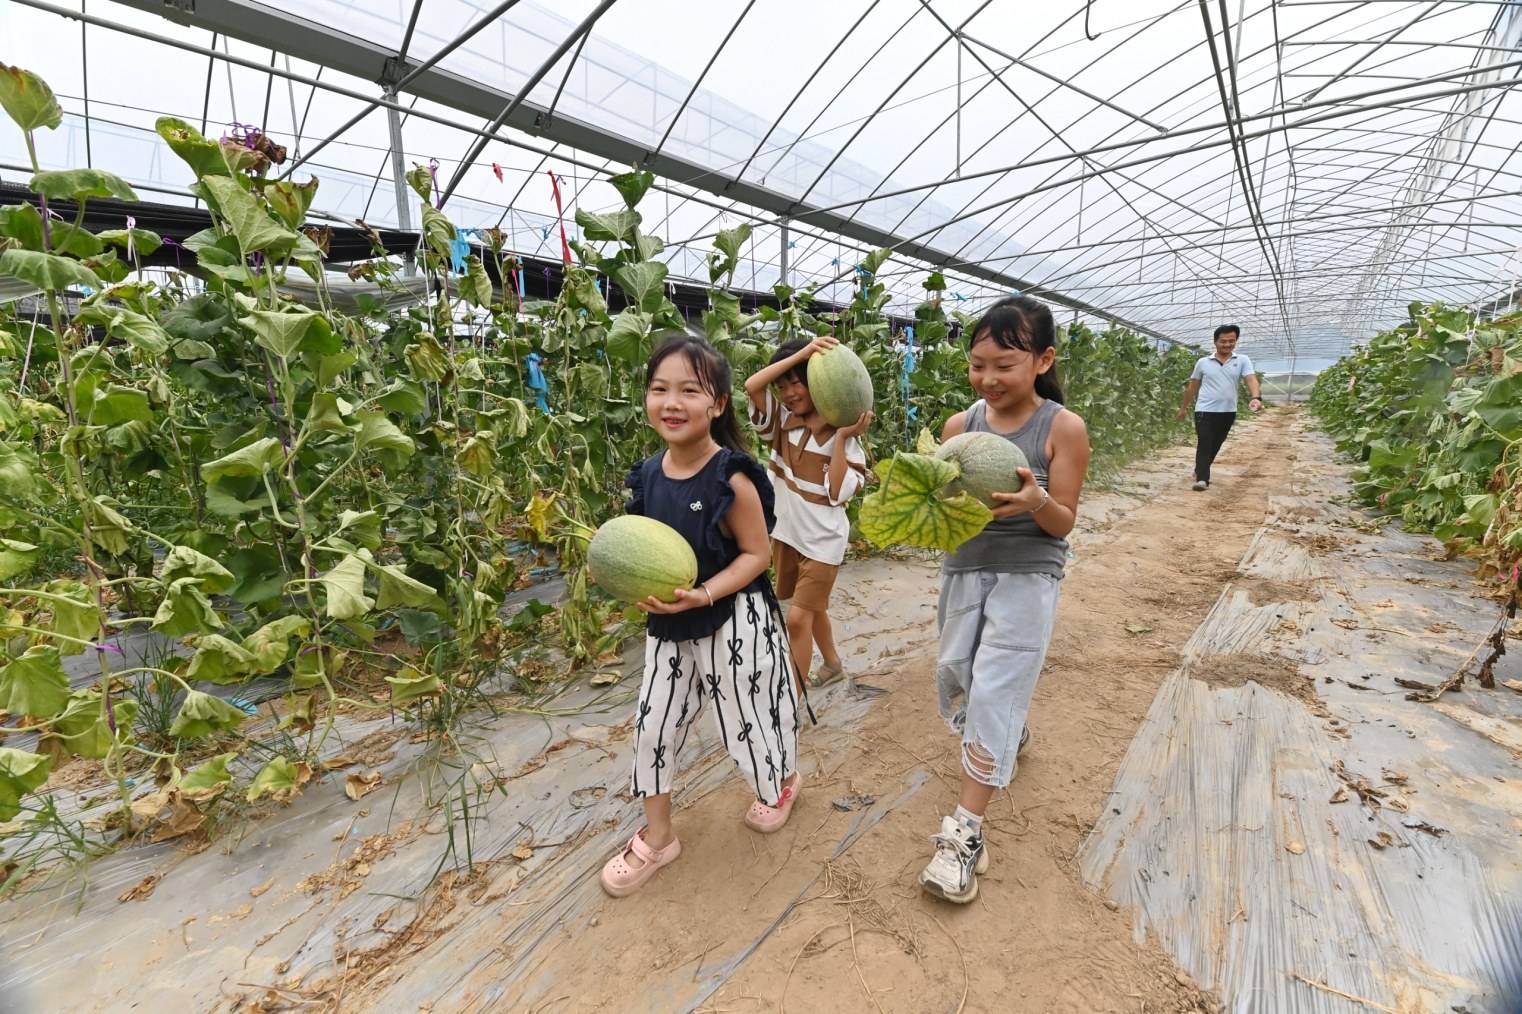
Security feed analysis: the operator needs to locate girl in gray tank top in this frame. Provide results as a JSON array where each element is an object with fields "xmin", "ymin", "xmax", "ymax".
[
  {"xmin": 918, "ymin": 296, "xmax": 1091, "ymax": 907},
  {"xmin": 942, "ymin": 397, "xmax": 1068, "ymax": 578}
]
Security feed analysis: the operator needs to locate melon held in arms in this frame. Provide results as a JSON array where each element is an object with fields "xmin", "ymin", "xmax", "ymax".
[
  {"xmin": 934, "ymin": 431, "xmax": 1029, "ymax": 507},
  {"xmin": 808, "ymin": 343, "xmax": 874, "ymax": 427},
  {"xmin": 587, "ymin": 516, "xmax": 698, "ymax": 604}
]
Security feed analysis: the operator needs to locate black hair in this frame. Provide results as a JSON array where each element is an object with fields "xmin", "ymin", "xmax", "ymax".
[
  {"xmin": 1213, "ymin": 323, "xmax": 1241, "ymax": 340},
  {"xmin": 645, "ymin": 335, "xmax": 749, "ymax": 454},
  {"xmin": 967, "ymin": 296, "xmax": 1065, "ymax": 404},
  {"xmin": 768, "ymin": 338, "xmax": 810, "ymax": 386}
]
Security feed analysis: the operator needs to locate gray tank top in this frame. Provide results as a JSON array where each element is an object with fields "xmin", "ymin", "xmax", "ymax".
[{"xmin": 942, "ymin": 398, "xmax": 1068, "ymax": 578}]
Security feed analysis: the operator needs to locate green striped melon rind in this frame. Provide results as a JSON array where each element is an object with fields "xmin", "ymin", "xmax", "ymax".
[
  {"xmin": 933, "ymin": 431, "xmax": 1029, "ymax": 507},
  {"xmin": 808, "ymin": 344, "xmax": 874, "ymax": 428},
  {"xmin": 587, "ymin": 515, "xmax": 698, "ymax": 604}
]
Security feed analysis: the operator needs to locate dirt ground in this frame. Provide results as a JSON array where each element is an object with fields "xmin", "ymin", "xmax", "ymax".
[{"xmin": 451, "ymin": 409, "xmax": 1297, "ymax": 1014}]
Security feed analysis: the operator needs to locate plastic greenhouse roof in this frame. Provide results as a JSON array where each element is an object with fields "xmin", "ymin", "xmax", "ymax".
[{"xmin": 7, "ymin": 0, "xmax": 1522, "ymax": 370}]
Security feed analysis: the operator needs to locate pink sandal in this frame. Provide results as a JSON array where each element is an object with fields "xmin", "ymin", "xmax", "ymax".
[
  {"xmin": 744, "ymin": 774, "xmax": 801, "ymax": 833},
  {"xmin": 600, "ymin": 827, "xmax": 681, "ymax": 897}
]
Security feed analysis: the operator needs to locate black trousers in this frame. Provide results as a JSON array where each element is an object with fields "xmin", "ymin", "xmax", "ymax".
[{"xmin": 1194, "ymin": 411, "xmax": 1236, "ymax": 483}]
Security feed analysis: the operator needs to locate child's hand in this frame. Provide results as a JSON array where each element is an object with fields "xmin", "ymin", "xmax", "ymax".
[
  {"xmin": 837, "ymin": 410, "xmax": 873, "ymax": 438},
  {"xmin": 637, "ymin": 587, "xmax": 704, "ymax": 614},
  {"xmin": 989, "ymin": 468, "xmax": 1043, "ymax": 518},
  {"xmin": 802, "ymin": 335, "xmax": 839, "ymax": 359}
]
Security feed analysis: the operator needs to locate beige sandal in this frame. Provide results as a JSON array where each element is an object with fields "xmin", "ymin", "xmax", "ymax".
[
  {"xmin": 599, "ymin": 827, "xmax": 681, "ymax": 897},
  {"xmin": 744, "ymin": 774, "xmax": 801, "ymax": 833}
]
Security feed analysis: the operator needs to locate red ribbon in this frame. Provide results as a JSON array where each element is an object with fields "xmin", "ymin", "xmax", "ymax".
[
  {"xmin": 546, "ymin": 171, "xmax": 572, "ymax": 265},
  {"xmin": 492, "ymin": 162, "xmax": 504, "ymax": 183}
]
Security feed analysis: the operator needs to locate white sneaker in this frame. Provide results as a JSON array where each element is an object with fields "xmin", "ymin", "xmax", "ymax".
[
  {"xmin": 919, "ymin": 815, "xmax": 988, "ymax": 903},
  {"xmin": 1192, "ymin": 480, "xmax": 1208, "ymax": 491}
]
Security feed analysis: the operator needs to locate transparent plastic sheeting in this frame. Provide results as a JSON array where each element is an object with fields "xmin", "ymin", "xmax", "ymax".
[
  {"xmin": 1079, "ymin": 428, "xmax": 1522, "ymax": 1013},
  {"xmin": 11, "ymin": 0, "xmax": 1522, "ymax": 361}
]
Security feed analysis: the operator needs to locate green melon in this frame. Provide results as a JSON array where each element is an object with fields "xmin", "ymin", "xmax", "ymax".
[
  {"xmin": 587, "ymin": 515, "xmax": 698, "ymax": 604},
  {"xmin": 933, "ymin": 431, "xmax": 1029, "ymax": 507},
  {"xmin": 808, "ymin": 344, "xmax": 874, "ymax": 428}
]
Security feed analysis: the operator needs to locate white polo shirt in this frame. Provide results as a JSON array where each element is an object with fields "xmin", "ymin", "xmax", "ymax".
[{"xmin": 1190, "ymin": 353, "xmax": 1255, "ymax": 412}]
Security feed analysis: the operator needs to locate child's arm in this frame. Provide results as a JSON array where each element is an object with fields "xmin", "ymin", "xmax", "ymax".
[
  {"xmin": 988, "ymin": 410, "xmax": 1090, "ymax": 539},
  {"xmin": 941, "ymin": 411, "xmax": 969, "ymax": 441},
  {"xmin": 826, "ymin": 413, "xmax": 872, "ymax": 503},
  {"xmin": 638, "ymin": 472, "xmax": 770, "ymax": 614},
  {"xmin": 742, "ymin": 335, "xmax": 838, "ymax": 412}
]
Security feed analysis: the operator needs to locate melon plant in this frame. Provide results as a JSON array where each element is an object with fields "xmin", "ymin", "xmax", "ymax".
[
  {"xmin": 934, "ymin": 431, "xmax": 1028, "ymax": 507},
  {"xmin": 809, "ymin": 344, "xmax": 874, "ymax": 427},
  {"xmin": 587, "ymin": 516, "xmax": 698, "ymax": 604}
]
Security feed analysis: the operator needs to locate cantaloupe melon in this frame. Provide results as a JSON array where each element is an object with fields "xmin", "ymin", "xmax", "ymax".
[
  {"xmin": 587, "ymin": 515, "xmax": 698, "ymax": 604},
  {"xmin": 933, "ymin": 431, "xmax": 1029, "ymax": 507},
  {"xmin": 808, "ymin": 344, "xmax": 874, "ymax": 428}
]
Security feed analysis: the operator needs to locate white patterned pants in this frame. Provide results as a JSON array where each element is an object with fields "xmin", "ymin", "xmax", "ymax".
[{"xmin": 631, "ymin": 590, "xmax": 801, "ymax": 806}]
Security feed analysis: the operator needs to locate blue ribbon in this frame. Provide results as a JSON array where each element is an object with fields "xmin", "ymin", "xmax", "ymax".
[
  {"xmin": 525, "ymin": 352, "xmax": 551, "ymax": 414},
  {"xmin": 449, "ymin": 229, "xmax": 470, "ymax": 274},
  {"xmin": 901, "ymin": 326, "xmax": 918, "ymax": 425}
]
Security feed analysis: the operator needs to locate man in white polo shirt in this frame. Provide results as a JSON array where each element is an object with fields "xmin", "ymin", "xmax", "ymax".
[{"xmin": 1176, "ymin": 324, "xmax": 1262, "ymax": 491}]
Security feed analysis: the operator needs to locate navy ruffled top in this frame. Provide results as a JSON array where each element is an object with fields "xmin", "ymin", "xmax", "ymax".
[{"xmin": 625, "ymin": 447, "xmax": 776, "ymax": 641}]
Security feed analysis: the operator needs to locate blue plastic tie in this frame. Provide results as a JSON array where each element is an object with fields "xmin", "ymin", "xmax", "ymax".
[{"xmin": 449, "ymin": 229, "xmax": 470, "ymax": 274}]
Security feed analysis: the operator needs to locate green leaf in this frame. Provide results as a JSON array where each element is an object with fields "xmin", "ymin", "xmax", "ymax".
[
  {"xmin": 0, "ymin": 204, "xmax": 44, "ymax": 250},
  {"xmin": 84, "ymin": 498, "xmax": 133, "ymax": 556},
  {"xmin": 386, "ymin": 666, "xmax": 440, "ymax": 706},
  {"xmin": 44, "ymin": 580, "xmax": 95, "ymax": 656},
  {"xmin": 0, "ymin": 748, "xmax": 53, "ymax": 822},
  {"xmin": 612, "ymin": 261, "xmax": 668, "ymax": 313},
  {"xmin": 461, "ymin": 255, "xmax": 493, "ymax": 307},
  {"xmin": 151, "ymin": 577, "xmax": 223, "ymax": 637},
  {"xmin": 75, "ymin": 304, "xmax": 169, "ymax": 356},
  {"xmin": 456, "ymin": 431, "xmax": 496, "ymax": 478},
  {"xmin": 0, "ymin": 443, "xmax": 38, "ymax": 496},
  {"xmin": 50, "ymin": 221, "xmax": 104, "ymax": 258},
  {"xmin": 155, "ymin": 117, "xmax": 230, "ymax": 178},
  {"xmin": 406, "ymin": 164, "xmax": 433, "ymax": 202},
  {"xmin": 243, "ymin": 307, "xmax": 317, "ymax": 359},
  {"xmin": 356, "ymin": 410, "xmax": 415, "ymax": 462},
  {"xmin": 305, "ymin": 392, "xmax": 354, "ymax": 435},
  {"xmin": 50, "ymin": 691, "xmax": 136, "ymax": 760},
  {"xmin": 29, "ymin": 169, "xmax": 138, "ymax": 203},
  {"xmin": 420, "ymin": 205, "xmax": 454, "ymax": 259},
  {"xmin": 202, "ymin": 437, "xmax": 284, "ymax": 483},
  {"xmin": 180, "ymin": 751, "xmax": 238, "ymax": 802},
  {"xmin": 915, "ymin": 427, "xmax": 941, "ymax": 455},
  {"xmin": 376, "ymin": 380, "xmax": 428, "ymax": 417},
  {"xmin": 859, "ymin": 247, "xmax": 892, "ymax": 277},
  {"xmin": 635, "ymin": 233, "xmax": 666, "ymax": 262},
  {"xmin": 263, "ymin": 177, "xmax": 318, "ymax": 230},
  {"xmin": 609, "ymin": 169, "xmax": 656, "ymax": 209},
  {"xmin": 243, "ymin": 615, "xmax": 310, "ymax": 674},
  {"xmin": 161, "ymin": 544, "xmax": 236, "ymax": 595},
  {"xmin": 162, "ymin": 292, "xmax": 234, "ymax": 342},
  {"xmin": 85, "ymin": 384, "xmax": 152, "ymax": 426},
  {"xmin": 0, "ymin": 538, "xmax": 39, "ymax": 581},
  {"xmin": 245, "ymin": 756, "xmax": 312, "ymax": 803},
  {"xmin": 404, "ymin": 336, "xmax": 451, "ymax": 382},
  {"xmin": 335, "ymin": 509, "xmax": 383, "ymax": 552},
  {"xmin": 372, "ymin": 562, "xmax": 442, "ymax": 611},
  {"xmin": 714, "ymin": 223, "xmax": 752, "ymax": 264},
  {"xmin": 575, "ymin": 207, "xmax": 642, "ymax": 244},
  {"xmin": 96, "ymin": 227, "xmax": 163, "ymax": 258},
  {"xmin": 169, "ymin": 690, "xmax": 246, "ymax": 740},
  {"xmin": 0, "ymin": 249, "xmax": 101, "ymax": 292},
  {"xmin": 923, "ymin": 271, "xmax": 946, "ymax": 292},
  {"xmin": 200, "ymin": 176, "xmax": 299, "ymax": 254},
  {"xmin": 858, "ymin": 452, "xmax": 993, "ymax": 552},
  {"xmin": 320, "ymin": 553, "xmax": 373, "ymax": 620},
  {"xmin": 397, "ymin": 608, "xmax": 445, "ymax": 645},
  {"xmin": 0, "ymin": 646, "xmax": 71, "ymax": 719},
  {"xmin": 0, "ymin": 65, "xmax": 62, "ymax": 132},
  {"xmin": 184, "ymin": 634, "xmax": 256, "ymax": 684}
]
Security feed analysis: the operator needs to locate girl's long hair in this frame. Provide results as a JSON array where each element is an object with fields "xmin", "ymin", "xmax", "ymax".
[
  {"xmin": 967, "ymin": 296, "xmax": 1065, "ymax": 404},
  {"xmin": 645, "ymin": 336, "xmax": 750, "ymax": 454}
]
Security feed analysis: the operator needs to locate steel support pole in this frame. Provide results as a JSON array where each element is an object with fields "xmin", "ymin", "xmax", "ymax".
[
  {"xmin": 780, "ymin": 221, "xmax": 790, "ymax": 287},
  {"xmin": 385, "ymin": 92, "xmax": 415, "ymax": 276}
]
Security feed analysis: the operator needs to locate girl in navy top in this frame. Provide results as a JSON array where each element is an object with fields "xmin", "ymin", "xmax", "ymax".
[{"xmin": 600, "ymin": 336, "xmax": 803, "ymax": 897}]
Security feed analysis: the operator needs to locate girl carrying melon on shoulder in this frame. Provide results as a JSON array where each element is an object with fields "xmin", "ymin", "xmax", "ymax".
[
  {"xmin": 597, "ymin": 336, "xmax": 805, "ymax": 898},
  {"xmin": 920, "ymin": 296, "xmax": 1091, "ymax": 905}
]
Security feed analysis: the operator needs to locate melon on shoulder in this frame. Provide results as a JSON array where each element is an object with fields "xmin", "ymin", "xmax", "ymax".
[
  {"xmin": 808, "ymin": 344, "xmax": 874, "ymax": 428},
  {"xmin": 933, "ymin": 431, "xmax": 1028, "ymax": 507},
  {"xmin": 587, "ymin": 515, "xmax": 698, "ymax": 604}
]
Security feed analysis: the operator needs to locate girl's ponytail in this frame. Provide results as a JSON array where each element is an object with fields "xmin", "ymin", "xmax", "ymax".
[{"xmin": 645, "ymin": 336, "xmax": 751, "ymax": 455}]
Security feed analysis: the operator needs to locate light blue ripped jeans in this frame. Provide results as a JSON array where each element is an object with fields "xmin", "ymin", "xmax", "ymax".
[{"xmin": 936, "ymin": 570, "xmax": 1061, "ymax": 788}]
